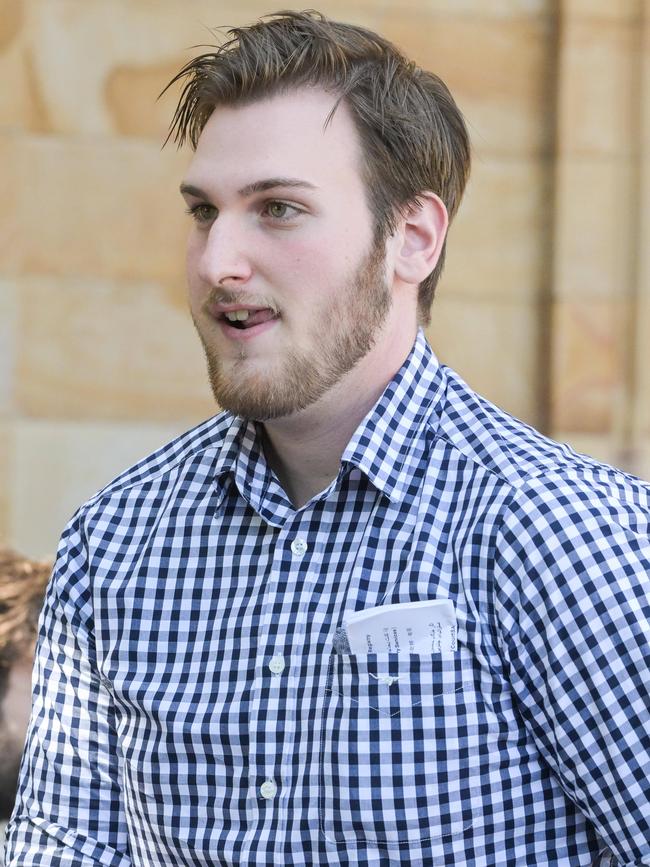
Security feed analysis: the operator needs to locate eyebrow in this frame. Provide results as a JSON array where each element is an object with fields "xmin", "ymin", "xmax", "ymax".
[{"xmin": 179, "ymin": 177, "xmax": 318, "ymax": 199}]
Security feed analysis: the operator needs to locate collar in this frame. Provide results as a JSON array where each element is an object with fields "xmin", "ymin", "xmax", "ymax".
[
  {"xmin": 341, "ymin": 329, "xmax": 445, "ymax": 503},
  {"xmin": 212, "ymin": 409, "xmax": 293, "ymax": 525}
]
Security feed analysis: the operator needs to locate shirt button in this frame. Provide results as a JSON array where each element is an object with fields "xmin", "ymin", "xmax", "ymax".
[
  {"xmin": 268, "ymin": 655, "xmax": 285, "ymax": 675},
  {"xmin": 260, "ymin": 780, "xmax": 277, "ymax": 799},
  {"xmin": 290, "ymin": 538, "xmax": 308, "ymax": 556}
]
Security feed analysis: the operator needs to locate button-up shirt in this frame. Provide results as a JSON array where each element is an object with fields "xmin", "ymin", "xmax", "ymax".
[{"xmin": 6, "ymin": 332, "xmax": 650, "ymax": 866}]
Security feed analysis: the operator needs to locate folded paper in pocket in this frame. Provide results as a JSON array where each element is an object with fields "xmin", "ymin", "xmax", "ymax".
[{"xmin": 343, "ymin": 599, "xmax": 457, "ymax": 654}]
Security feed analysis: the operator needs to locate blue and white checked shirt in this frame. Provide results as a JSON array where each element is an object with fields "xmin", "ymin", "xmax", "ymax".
[{"xmin": 6, "ymin": 332, "xmax": 650, "ymax": 866}]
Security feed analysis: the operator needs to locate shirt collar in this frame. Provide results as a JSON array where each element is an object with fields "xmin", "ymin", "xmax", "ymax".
[
  {"xmin": 212, "ymin": 411, "xmax": 248, "ymax": 483},
  {"xmin": 212, "ymin": 329, "xmax": 445, "ymax": 510},
  {"xmin": 212, "ymin": 410, "xmax": 294, "ymax": 524},
  {"xmin": 341, "ymin": 329, "xmax": 445, "ymax": 503}
]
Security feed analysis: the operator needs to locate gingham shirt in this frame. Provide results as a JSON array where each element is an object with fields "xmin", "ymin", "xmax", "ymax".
[{"xmin": 6, "ymin": 332, "xmax": 650, "ymax": 866}]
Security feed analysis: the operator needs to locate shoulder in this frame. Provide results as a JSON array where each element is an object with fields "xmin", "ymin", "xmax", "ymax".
[
  {"xmin": 46, "ymin": 412, "xmax": 238, "ymax": 620},
  {"xmin": 94, "ymin": 411, "xmax": 233, "ymax": 495},
  {"xmin": 68, "ymin": 411, "xmax": 237, "ymax": 543},
  {"xmin": 433, "ymin": 365, "xmax": 618, "ymax": 488},
  {"xmin": 430, "ymin": 363, "xmax": 649, "ymax": 568}
]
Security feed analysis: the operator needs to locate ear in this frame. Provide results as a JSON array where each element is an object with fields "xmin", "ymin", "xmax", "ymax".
[{"xmin": 392, "ymin": 192, "xmax": 448, "ymax": 287}]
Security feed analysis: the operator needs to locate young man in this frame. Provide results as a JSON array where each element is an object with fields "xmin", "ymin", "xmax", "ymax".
[{"xmin": 6, "ymin": 11, "xmax": 649, "ymax": 867}]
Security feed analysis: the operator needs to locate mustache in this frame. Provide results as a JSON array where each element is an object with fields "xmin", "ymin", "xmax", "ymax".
[{"xmin": 206, "ymin": 288, "xmax": 280, "ymax": 315}]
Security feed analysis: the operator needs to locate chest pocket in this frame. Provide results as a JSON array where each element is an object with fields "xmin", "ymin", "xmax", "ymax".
[{"xmin": 319, "ymin": 652, "xmax": 479, "ymax": 848}]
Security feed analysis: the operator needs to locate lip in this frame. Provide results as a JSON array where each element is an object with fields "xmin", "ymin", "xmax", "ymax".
[
  {"xmin": 218, "ymin": 316, "xmax": 279, "ymax": 341},
  {"xmin": 206, "ymin": 301, "xmax": 280, "ymax": 342},
  {"xmin": 210, "ymin": 302, "xmax": 273, "ymax": 315}
]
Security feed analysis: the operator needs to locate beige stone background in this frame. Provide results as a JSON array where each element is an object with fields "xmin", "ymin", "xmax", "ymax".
[{"xmin": 1, "ymin": 0, "xmax": 649, "ymax": 558}]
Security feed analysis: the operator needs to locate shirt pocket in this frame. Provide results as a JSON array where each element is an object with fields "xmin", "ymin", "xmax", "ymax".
[{"xmin": 319, "ymin": 652, "xmax": 476, "ymax": 848}]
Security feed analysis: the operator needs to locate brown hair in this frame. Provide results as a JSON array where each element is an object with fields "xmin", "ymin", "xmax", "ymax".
[
  {"xmin": 164, "ymin": 9, "xmax": 471, "ymax": 323},
  {"xmin": 0, "ymin": 549, "xmax": 50, "ymax": 819},
  {"xmin": 0, "ymin": 548, "xmax": 51, "ymax": 670}
]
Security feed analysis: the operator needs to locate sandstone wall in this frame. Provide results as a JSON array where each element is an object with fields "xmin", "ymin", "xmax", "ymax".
[{"xmin": 1, "ymin": 0, "xmax": 648, "ymax": 555}]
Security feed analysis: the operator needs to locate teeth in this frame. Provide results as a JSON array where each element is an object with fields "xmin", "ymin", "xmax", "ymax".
[{"xmin": 224, "ymin": 310, "xmax": 250, "ymax": 322}]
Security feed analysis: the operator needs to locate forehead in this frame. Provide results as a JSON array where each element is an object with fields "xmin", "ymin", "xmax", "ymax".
[{"xmin": 185, "ymin": 87, "xmax": 366, "ymax": 195}]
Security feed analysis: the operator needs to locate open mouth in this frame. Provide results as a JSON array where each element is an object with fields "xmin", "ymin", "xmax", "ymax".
[{"xmin": 220, "ymin": 308, "xmax": 279, "ymax": 330}]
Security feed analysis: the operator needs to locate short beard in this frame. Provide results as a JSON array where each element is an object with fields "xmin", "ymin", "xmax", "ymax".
[{"xmin": 197, "ymin": 238, "xmax": 391, "ymax": 421}]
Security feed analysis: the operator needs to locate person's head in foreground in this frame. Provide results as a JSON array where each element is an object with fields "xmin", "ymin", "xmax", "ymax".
[
  {"xmin": 169, "ymin": 9, "xmax": 470, "ymax": 424},
  {"xmin": 0, "ymin": 549, "xmax": 50, "ymax": 820},
  {"xmin": 5, "ymin": 10, "xmax": 649, "ymax": 867}
]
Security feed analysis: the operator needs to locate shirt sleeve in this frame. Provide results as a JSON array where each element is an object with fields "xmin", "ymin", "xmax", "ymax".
[
  {"xmin": 4, "ymin": 514, "xmax": 132, "ymax": 867},
  {"xmin": 493, "ymin": 471, "xmax": 650, "ymax": 867}
]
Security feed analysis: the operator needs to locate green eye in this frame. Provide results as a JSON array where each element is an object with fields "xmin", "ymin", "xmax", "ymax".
[
  {"xmin": 267, "ymin": 202, "xmax": 288, "ymax": 218},
  {"xmin": 263, "ymin": 200, "xmax": 304, "ymax": 221}
]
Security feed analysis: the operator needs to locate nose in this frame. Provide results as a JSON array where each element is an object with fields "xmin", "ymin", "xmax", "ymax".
[{"xmin": 194, "ymin": 216, "xmax": 253, "ymax": 287}]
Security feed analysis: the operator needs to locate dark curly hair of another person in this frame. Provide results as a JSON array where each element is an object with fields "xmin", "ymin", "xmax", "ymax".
[
  {"xmin": 0, "ymin": 549, "xmax": 51, "ymax": 679},
  {"xmin": 0, "ymin": 548, "xmax": 51, "ymax": 818}
]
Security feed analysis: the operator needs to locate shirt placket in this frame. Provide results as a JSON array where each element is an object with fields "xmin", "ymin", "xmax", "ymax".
[{"xmin": 244, "ymin": 513, "xmax": 320, "ymax": 837}]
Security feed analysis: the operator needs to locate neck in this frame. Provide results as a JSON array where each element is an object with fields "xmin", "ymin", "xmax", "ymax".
[{"xmin": 261, "ymin": 327, "xmax": 418, "ymax": 509}]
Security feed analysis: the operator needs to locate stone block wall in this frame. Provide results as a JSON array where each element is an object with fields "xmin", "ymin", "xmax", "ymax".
[{"xmin": 1, "ymin": 0, "xmax": 648, "ymax": 556}]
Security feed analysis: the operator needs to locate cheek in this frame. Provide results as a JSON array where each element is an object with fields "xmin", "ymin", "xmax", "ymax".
[
  {"xmin": 277, "ymin": 239, "xmax": 347, "ymax": 287},
  {"xmin": 185, "ymin": 237, "xmax": 208, "ymax": 308},
  {"xmin": 185, "ymin": 234, "xmax": 202, "ymax": 279}
]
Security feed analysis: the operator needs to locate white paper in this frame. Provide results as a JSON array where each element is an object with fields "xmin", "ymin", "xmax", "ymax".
[{"xmin": 344, "ymin": 599, "xmax": 457, "ymax": 654}]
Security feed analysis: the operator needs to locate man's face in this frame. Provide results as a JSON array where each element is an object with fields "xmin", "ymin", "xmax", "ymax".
[{"xmin": 181, "ymin": 88, "xmax": 394, "ymax": 421}]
